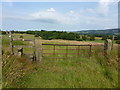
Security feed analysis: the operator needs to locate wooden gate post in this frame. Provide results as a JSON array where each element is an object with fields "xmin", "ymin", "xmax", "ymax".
[
  {"xmin": 111, "ymin": 35, "xmax": 114, "ymax": 50},
  {"xmin": 33, "ymin": 38, "xmax": 36, "ymax": 61},
  {"xmin": 104, "ymin": 39, "xmax": 112, "ymax": 60},
  {"xmin": 35, "ymin": 38, "xmax": 42, "ymax": 62},
  {"xmin": 9, "ymin": 31, "xmax": 14, "ymax": 55}
]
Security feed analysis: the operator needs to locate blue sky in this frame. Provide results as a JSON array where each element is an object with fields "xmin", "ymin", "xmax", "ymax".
[{"xmin": 2, "ymin": 1, "xmax": 118, "ymax": 31}]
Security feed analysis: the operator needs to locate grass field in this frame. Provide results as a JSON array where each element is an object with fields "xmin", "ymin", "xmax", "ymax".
[{"xmin": 2, "ymin": 34, "xmax": 119, "ymax": 88}]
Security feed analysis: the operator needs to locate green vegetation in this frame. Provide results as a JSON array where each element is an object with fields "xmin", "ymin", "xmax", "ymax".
[
  {"xmin": 19, "ymin": 57, "xmax": 118, "ymax": 88},
  {"xmin": 19, "ymin": 35, "xmax": 23, "ymax": 38},
  {"xmin": 26, "ymin": 30, "xmax": 80, "ymax": 40},
  {"xmin": 115, "ymin": 40, "xmax": 120, "ymax": 44},
  {"xmin": 3, "ymin": 30, "xmax": 120, "ymax": 44},
  {"xmin": 2, "ymin": 34, "xmax": 119, "ymax": 88}
]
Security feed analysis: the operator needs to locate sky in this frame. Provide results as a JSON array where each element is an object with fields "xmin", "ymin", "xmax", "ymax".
[{"xmin": 1, "ymin": 0, "xmax": 119, "ymax": 31}]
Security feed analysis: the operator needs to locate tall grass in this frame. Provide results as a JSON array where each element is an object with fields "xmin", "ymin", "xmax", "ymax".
[{"xmin": 2, "ymin": 34, "xmax": 119, "ymax": 88}]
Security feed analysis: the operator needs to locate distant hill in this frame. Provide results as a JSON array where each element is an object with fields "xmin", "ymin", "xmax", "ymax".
[{"xmin": 75, "ymin": 28, "xmax": 120, "ymax": 35}]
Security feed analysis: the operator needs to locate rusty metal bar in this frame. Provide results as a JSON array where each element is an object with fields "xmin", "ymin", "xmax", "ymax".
[
  {"xmin": 53, "ymin": 45, "xmax": 55, "ymax": 56},
  {"xmin": 42, "ymin": 44, "xmax": 92, "ymax": 46},
  {"xmin": 42, "ymin": 44, "xmax": 104, "ymax": 59},
  {"xmin": 66, "ymin": 45, "xmax": 68, "ymax": 58},
  {"xmin": 42, "ymin": 49, "xmax": 79, "ymax": 50},
  {"xmin": 43, "ymin": 53, "xmax": 78, "ymax": 54},
  {"xmin": 89, "ymin": 45, "xmax": 92, "ymax": 57},
  {"xmin": 78, "ymin": 46, "xmax": 80, "ymax": 57}
]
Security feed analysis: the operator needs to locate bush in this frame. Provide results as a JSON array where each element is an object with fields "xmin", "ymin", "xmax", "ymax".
[
  {"xmin": 90, "ymin": 36, "xmax": 95, "ymax": 41},
  {"xmin": 2, "ymin": 31, "xmax": 7, "ymax": 35},
  {"xmin": 116, "ymin": 40, "xmax": 120, "ymax": 44},
  {"xmin": 82, "ymin": 36, "xmax": 87, "ymax": 41},
  {"xmin": 34, "ymin": 34, "xmax": 39, "ymax": 37},
  {"xmin": 19, "ymin": 36, "xmax": 23, "ymax": 38},
  {"xmin": 77, "ymin": 38, "xmax": 83, "ymax": 41}
]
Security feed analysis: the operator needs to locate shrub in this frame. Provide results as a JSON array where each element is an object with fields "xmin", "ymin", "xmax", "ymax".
[
  {"xmin": 90, "ymin": 36, "xmax": 95, "ymax": 41},
  {"xmin": 34, "ymin": 34, "xmax": 39, "ymax": 37},
  {"xmin": 77, "ymin": 38, "xmax": 83, "ymax": 41},
  {"xmin": 82, "ymin": 35, "xmax": 87, "ymax": 41},
  {"xmin": 19, "ymin": 36, "xmax": 23, "ymax": 38},
  {"xmin": 116, "ymin": 40, "xmax": 120, "ymax": 44}
]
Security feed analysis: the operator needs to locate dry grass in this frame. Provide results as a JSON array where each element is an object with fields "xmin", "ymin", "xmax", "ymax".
[{"xmin": 41, "ymin": 39, "xmax": 104, "ymax": 45}]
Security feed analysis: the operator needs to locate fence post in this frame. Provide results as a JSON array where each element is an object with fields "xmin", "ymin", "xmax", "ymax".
[
  {"xmin": 104, "ymin": 39, "xmax": 112, "ymax": 60},
  {"xmin": 33, "ymin": 38, "xmax": 36, "ymax": 61},
  {"xmin": 39, "ymin": 39, "xmax": 42, "ymax": 62},
  {"xmin": 111, "ymin": 35, "xmax": 114, "ymax": 50},
  {"xmin": 35, "ymin": 38, "xmax": 42, "ymax": 62},
  {"xmin": 9, "ymin": 31, "xmax": 14, "ymax": 55}
]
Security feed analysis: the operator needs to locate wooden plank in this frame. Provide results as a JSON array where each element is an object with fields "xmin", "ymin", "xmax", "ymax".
[
  {"xmin": 13, "ymin": 38, "xmax": 22, "ymax": 41},
  {"xmin": 24, "ymin": 53, "xmax": 33, "ymax": 56},
  {"xmin": 13, "ymin": 38, "xmax": 33, "ymax": 41},
  {"xmin": 23, "ymin": 39, "xmax": 33, "ymax": 41},
  {"xmin": 14, "ymin": 45, "xmax": 33, "ymax": 48}
]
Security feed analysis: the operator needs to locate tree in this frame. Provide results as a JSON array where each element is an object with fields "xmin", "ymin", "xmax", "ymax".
[
  {"xmin": 82, "ymin": 35, "xmax": 87, "ymax": 41},
  {"xmin": 90, "ymin": 35, "xmax": 95, "ymax": 41},
  {"xmin": 101, "ymin": 35, "xmax": 108, "ymax": 40}
]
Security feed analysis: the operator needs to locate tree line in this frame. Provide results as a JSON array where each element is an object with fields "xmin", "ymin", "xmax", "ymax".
[{"xmin": 1, "ymin": 30, "xmax": 120, "ymax": 43}]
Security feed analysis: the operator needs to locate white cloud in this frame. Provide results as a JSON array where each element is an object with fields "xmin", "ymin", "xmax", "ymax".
[
  {"xmin": 86, "ymin": 8, "xmax": 95, "ymax": 13},
  {"xmin": 86, "ymin": 21, "xmax": 91, "ymax": 24},
  {"xmin": 3, "ymin": 5, "xmax": 118, "ymax": 30},
  {"xmin": 70, "ymin": 10, "xmax": 74, "ymax": 14},
  {"xmin": 47, "ymin": 8, "xmax": 56, "ymax": 12},
  {"xmin": 98, "ymin": 0, "xmax": 119, "ymax": 16},
  {"xmin": 30, "ymin": 8, "xmax": 80, "ymax": 24}
]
